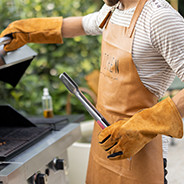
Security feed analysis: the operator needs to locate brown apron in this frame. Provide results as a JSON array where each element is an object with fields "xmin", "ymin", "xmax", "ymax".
[{"xmin": 86, "ymin": 0, "xmax": 164, "ymax": 183}]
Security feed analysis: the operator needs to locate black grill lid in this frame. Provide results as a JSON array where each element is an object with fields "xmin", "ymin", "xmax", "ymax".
[
  {"xmin": 0, "ymin": 105, "xmax": 36, "ymax": 127},
  {"xmin": 0, "ymin": 45, "xmax": 37, "ymax": 87}
]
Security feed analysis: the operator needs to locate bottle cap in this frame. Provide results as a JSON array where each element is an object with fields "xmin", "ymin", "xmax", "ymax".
[{"xmin": 43, "ymin": 88, "xmax": 49, "ymax": 96}]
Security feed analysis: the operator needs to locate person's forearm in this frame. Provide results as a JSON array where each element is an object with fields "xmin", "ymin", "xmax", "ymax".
[
  {"xmin": 172, "ymin": 89, "xmax": 184, "ymax": 118},
  {"xmin": 62, "ymin": 17, "xmax": 86, "ymax": 38}
]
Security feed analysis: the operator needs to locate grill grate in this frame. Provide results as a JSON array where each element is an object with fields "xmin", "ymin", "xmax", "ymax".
[{"xmin": 0, "ymin": 127, "xmax": 51, "ymax": 161}]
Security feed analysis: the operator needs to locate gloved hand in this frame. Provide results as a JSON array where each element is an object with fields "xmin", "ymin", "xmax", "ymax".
[
  {"xmin": 98, "ymin": 97, "xmax": 183, "ymax": 160},
  {"xmin": 0, "ymin": 17, "xmax": 63, "ymax": 52}
]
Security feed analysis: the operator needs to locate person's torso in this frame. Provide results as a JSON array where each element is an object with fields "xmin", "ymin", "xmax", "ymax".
[
  {"xmin": 86, "ymin": 1, "xmax": 164, "ymax": 183},
  {"xmin": 106, "ymin": 0, "xmax": 176, "ymax": 98},
  {"xmin": 83, "ymin": 0, "xmax": 184, "ymax": 98}
]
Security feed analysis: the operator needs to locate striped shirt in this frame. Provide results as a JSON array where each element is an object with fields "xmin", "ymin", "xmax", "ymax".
[{"xmin": 82, "ymin": 0, "xmax": 184, "ymax": 158}]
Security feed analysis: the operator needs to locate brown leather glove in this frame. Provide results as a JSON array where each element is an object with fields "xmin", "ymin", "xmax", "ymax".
[
  {"xmin": 0, "ymin": 17, "xmax": 63, "ymax": 52},
  {"xmin": 98, "ymin": 97, "xmax": 183, "ymax": 160}
]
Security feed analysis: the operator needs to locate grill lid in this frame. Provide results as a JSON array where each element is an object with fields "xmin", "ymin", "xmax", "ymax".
[
  {"xmin": 0, "ymin": 37, "xmax": 37, "ymax": 87},
  {"xmin": 0, "ymin": 105, "xmax": 36, "ymax": 127}
]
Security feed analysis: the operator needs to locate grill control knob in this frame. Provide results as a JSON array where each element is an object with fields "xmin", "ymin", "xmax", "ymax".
[
  {"xmin": 53, "ymin": 158, "xmax": 65, "ymax": 171},
  {"xmin": 34, "ymin": 173, "xmax": 48, "ymax": 184}
]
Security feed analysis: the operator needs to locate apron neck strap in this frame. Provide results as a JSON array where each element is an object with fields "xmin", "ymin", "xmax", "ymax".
[
  {"xmin": 99, "ymin": 2, "xmax": 120, "ymax": 29},
  {"xmin": 127, "ymin": 0, "xmax": 148, "ymax": 37}
]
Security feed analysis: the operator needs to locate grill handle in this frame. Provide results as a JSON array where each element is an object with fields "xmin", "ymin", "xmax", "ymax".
[
  {"xmin": 0, "ymin": 36, "xmax": 11, "ymax": 46},
  {"xmin": 0, "ymin": 37, "xmax": 12, "ymax": 65}
]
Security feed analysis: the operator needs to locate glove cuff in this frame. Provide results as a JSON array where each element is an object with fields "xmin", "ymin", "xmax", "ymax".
[
  {"xmin": 166, "ymin": 97, "xmax": 183, "ymax": 138},
  {"xmin": 29, "ymin": 17, "xmax": 63, "ymax": 44},
  {"xmin": 141, "ymin": 97, "xmax": 183, "ymax": 138}
]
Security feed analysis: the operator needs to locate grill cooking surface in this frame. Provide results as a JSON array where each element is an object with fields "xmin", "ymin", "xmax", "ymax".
[{"xmin": 0, "ymin": 127, "xmax": 51, "ymax": 161}]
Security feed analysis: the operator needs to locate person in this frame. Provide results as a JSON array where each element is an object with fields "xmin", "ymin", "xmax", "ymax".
[{"xmin": 0, "ymin": 0, "xmax": 184, "ymax": 183}]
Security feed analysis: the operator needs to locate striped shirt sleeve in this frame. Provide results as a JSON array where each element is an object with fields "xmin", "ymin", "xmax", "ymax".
[
  {"xmin": 82, "ymin": 4, "xmax": 112, "ymax": 35},
  {"xmin": 150, "ymin": 7, "xmax": 184, "ymax": 81}
]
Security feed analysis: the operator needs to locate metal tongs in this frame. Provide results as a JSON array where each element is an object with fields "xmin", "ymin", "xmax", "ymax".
[{"xmin": 59, "ymin": 72, "xmax": 110, "ymax": 129}]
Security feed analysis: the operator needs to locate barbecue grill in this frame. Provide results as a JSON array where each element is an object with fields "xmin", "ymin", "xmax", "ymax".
[{"xmin": 0, "ymin": 42, "xmax": 82, "ymax": 184}]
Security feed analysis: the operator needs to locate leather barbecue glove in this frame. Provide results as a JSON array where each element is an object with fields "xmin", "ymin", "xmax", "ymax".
[
  {"xmin": 0, "ymin": 17, "xmax": 63, "ymax": 52},
  {"xmin": 98, "ymin": 97, "xmax": 183, "ymax": 160}
]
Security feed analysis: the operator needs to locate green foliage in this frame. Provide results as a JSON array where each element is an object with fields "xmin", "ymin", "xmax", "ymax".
[
  {"xmin": 0, "ymin": 0, "xmax": 103, "ymax": 119},
  {"xmin": 178, "ymin": 0, "xmax": 184, "ymax": 17}
]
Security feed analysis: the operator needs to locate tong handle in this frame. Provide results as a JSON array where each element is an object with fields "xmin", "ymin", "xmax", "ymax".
[
  {"xmin": 59, "ymin": 72, "xmax": 110, "ymax": 129},
  {"xmin": 0, "ymin": 37, "xmax": 12, "ymax": 66},
  {"xmin": 59, "ymin": 72, "xmax": 79, "ymax": 94},
  {"xmin": 0, "ymin": 36, "xmax": 11, "ymax": 46}
]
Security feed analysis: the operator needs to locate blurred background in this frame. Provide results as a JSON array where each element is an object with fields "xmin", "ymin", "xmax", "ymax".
[{"xmin": 0, "ymin": 0, "xmax": 103, "ymax": 119}]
